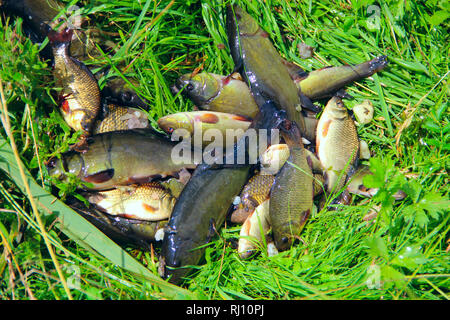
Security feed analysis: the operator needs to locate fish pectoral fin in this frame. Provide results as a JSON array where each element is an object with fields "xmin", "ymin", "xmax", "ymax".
[
  {"xmin": 299, "ymin": 93, "xmax": 321, "ymax": 113},
  {"xmin": 335, "ymin": 89, "xmax": 353, "ymax": 100},
  {"xmin": 84, "ymin": 169, "xmax": 115, "ymax": 184}
]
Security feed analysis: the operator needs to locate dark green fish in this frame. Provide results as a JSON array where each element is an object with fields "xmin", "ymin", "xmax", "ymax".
[{"xmin": 46, "ymin": 129, "xmax": 197, "ymax": 190}]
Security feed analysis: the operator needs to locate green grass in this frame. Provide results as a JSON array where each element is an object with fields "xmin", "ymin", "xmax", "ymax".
[{"xmin": 0, "ymin": 0, "xmax": 449, "ymax": 300}]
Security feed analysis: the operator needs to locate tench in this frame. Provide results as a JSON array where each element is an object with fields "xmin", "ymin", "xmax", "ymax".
[
  {"xmin": 49, "ymin": 28, "xmax": 101, "ymax": 135},
  {"xmin": 46, "ymin": 129, "xmax": 197, "ymax": 190},
  {"xmin": 295, "ymin": 56, "xmax": 388, "ymax": 100},
  {"xmin": 226, "ymin": 4, "xmax": 308, "ymax": 140},
  {"xmin": 316, "ymin": 97, "xmax": 359, "ymax": 197},
  {"xmin": 174, "ymin": 72, "xmax": 259, "ymax": 118}
]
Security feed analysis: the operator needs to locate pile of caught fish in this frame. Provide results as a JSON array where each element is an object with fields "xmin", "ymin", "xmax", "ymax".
[{"xmin": 2, "ymin": 1, "xmax": 406, "ymax": 285}]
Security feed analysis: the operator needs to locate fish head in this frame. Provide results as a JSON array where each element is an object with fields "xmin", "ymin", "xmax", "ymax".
[
  {"xmin": 46, "ymin": 157, "xmax": 66, "ymax": 179},
  {"xmin": 175, "ymin": 73, "xmax": 219, "ymax": 106},
  {"xmin": 157, "ymin": 113, "xmax": 193, "ymax": 137},
  {"xmin": 324, "ymin": 96, "xmax": 348, "ymax": 120},
  {"xmin": 46, "ymin": 153, "xmax": 83, "ymax": 180},
  {"xmin": 273, "ymin": 206, "xmax": 311, "ymax": 251}
]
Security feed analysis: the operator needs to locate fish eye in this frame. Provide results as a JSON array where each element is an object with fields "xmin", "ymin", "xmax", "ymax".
[
  {"xmin": 281, "ymin": 236, "xmax": 289, "ymax": 244},
  {"xmin": 186, "ymin": 83, "xmax": 194, "ymax": 91},
  {"xmin": 121, "ymin": 92, "xmax": 131, "ymax": 102},
  {"xmin": 168, "ymin": 127, "xmax": 174, "ymax": 133}
]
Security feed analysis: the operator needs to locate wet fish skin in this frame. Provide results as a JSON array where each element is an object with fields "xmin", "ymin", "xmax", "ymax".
[
  {"xmin": 49, "ymin": 28, "xmax": 101, "ymax": 134},
  {"xmin": 316, "ymin": 96, "xmax": 359, "ymax": 195},
  {"xmin": 93, "ymin": 104, "xmax": 149, "ymax": 134},
  {"xmin": 269, "ymin": 122, "xmax": 314, "ymax": 251},
  {"xmin": 46, "ymin": 129, "xmax": 197, "ymax": 190},
  {"xmin": 69, "ymin": 198, "xmax": 166, "ymax": 248},
  {"xmin": 157, "ymin": 111, "xmax": 252, "ymax": 147},
  {"xmin": 86, "ymin": 183, "xmax": 176, "ymax": 221},
  {"xmin": 230, "ymin": 173, "xmax": 275, "ymax": 223},
  {"xmin": 295, "ymin": 56, "xmax": 388, "ymax": 100},
  {"xmin": 226, "ymin": 4, "xmax": 307, "ymax": 139},
  {"xmin": 175, "ymin": 72, "xmax": 259, "ymax": 118},
  {"xmin": 238, "ymin": 199, "xmax": 271, "ymax": 259},
  {"xmin": 102, "ymin": 77, "xmax": 148, "ymax": 109}
]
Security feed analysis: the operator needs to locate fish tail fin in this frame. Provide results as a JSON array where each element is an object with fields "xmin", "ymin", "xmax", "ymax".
[
  {"xmin": 368, "ymin": 55, "xmax": 388, "ymax": 73},
  {"xmin": 48, "ymin": 28, "xmax": 73, "ymax": 46}
]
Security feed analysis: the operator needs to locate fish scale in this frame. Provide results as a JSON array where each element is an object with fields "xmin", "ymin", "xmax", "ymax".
[
  {"xmin": 270, "ymin": 146, "xmax": 314, "ymax": 251},
  {"xmin": 87, "ymin": 183, "xmax": 176, "ymax": 221},
  {"xmin": 51, "ymin": 29, "xmax": 101, "ymax": 134},
  {"xmin": 316, "ymin": 96, "xmax": 359, "ymax": 194}
]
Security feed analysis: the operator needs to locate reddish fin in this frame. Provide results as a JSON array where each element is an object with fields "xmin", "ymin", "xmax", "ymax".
[{"xmin": 84, "ymin": 169, "xmax": 115, "ymax": 184}]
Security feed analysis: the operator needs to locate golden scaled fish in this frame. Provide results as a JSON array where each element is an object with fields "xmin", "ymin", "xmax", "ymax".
[
  {"xmin": 93, "ymin": 104, "xmax": 149, "ymax": 134},
  {"xmin": 230, "ymin": 173, "xmax": 275, "ymax": 224},
  {"xmin": 238, "ymin": 199, "xmax": 271, "ymax": 259},
  {"xmin": 269, "ymin": 122, "xmax": 314, "ymax": 251},
  {"xmin": 86, "ymin": 183, "xmax": 176, "ymax": 221},
  {"xmin": 49, "ymin": 28, "xmax": 101, "ymax": 135},
  {"xmin": 175, "ymin": 72, "xmax": 259, "ymax": 118},
  {"xmin": 157, "ymin": 111, "xmax": 252, "ymax": 147},
  {"xmin": 316, "ymin": 96, "xmax": 359, "ymax": 196}
]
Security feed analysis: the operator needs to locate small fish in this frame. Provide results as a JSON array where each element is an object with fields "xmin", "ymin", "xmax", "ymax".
[
  {"xmin": 294, "ymin": 56, "xmax": 388, "ymax": 100},
  {"xmin": 346, "ymin": 165, "xmax": 406, "ymax": 200},
  {"xmin": 230, "ymin": 174, "xmax": 275, "ymax": 224},
  {"xmin": 158, "ymin": 111, "xmax": 252, "ymax": 147},
  {"xmin": 46, "ymin": 129, "xmax": 196, "ymax": 190},
  {"xmin": 93, "ymin": 104, "xmax": 149, "ymax": 134},
  {"xmin": 69, "ymin": 198, "xmax": 166, "ymax": 248},
  {"xmin": 269, "ymin": 122, "xmax": 314, "ymax": 251},
  {"xmin": 316, "ymin": 97, "xmax": 359, "ymax": 197},
  {"xmin": 174, "ymin": 72, "xmax": 259, "ymax": 118},
  {"xmin": 49, "ymin": 28, "xmax": 101, "ymax": 135},
  {"xmin": 353, "ymin": 100, "xmax": 374, "ymax": 125},
  {"xmin": 86, "ymin": 183, "xmax": 176, "ymax": 221},
  {"xmin": 238, "ymin": 199, "xmax": 271, "ymax": 259}
]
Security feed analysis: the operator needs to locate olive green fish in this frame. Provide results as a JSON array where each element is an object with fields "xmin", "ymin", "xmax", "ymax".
[
  {"xmin": 294, "ymin": 56, "xmax": 388, "ymax": 100},
  {"xmin": 46, "ymin": 129, "xmax": 197, "ymax": 190},
  {"xmin": 226, "ymin": 5, "xmax": 308, "ymax": 140},
  {"xmin": 174, "ymin": 72, "xmax": 259, "ymax": 118},
  {"xmin": 49, "ymin": 28, "xmax": 101, "ymax": 135},
  {"xmin": 316, "ymin": 97, "xmax": 359, "ymax": 196},
  {"xmin": 269, "ymin": 122, "xmax": 314, "ymax": 251}
]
